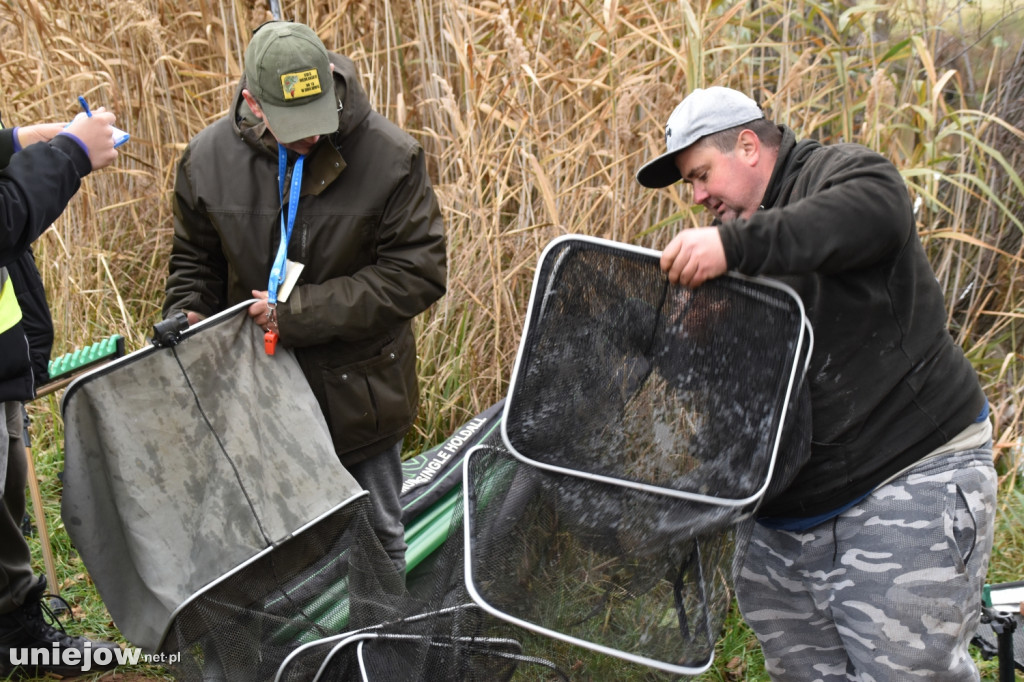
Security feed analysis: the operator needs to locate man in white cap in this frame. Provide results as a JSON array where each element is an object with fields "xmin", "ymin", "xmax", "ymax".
[
  {"xmin": 637, "ymin": 87, "xmax": 996, "ymax": 680},
  {"xmin": 164, "ymin": 21, "xmax": 447, "ymax": 576}
]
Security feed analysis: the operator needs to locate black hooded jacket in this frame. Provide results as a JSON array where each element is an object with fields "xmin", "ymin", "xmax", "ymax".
[
  {"xmin": 8, "ymin": 247, "xmax": 54, "ymax": 388},
  {"xmin": 1, "ymin": 126, "xmax": 90, "ymax": 401},
  {"xmin": 719, "ymin": 126, "xmax": 986, "ymax": 518}
]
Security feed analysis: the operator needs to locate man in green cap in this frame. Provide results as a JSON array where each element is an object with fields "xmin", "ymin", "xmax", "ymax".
[{"xmin": 164, "ymin": 21, "xmax": 448, "ymax": 575}]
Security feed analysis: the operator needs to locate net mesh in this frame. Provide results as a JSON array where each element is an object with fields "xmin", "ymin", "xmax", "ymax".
[
  {"xmin": 467, "ymin": 236, "xmax": 812, "ymax": 673},
  {"xmin": 273, "ymin": 442, "xmax": 582, "ymax": 681},
  {"xmin": 464, "ymin": 441, "xmax": 734, "ymax": 673},
  {"xmin": 273, "ymin": 429, "xmax": 681, "ymax": 681},
  {"xmin": 158, "ymin": 237, "xmax": 813, "ymax": 679},
  {"xmin": 504, "ymin": 237, "xmax": 809, "ymax": 502},
  {"xmin": 161, "ymin": 496, "xmax": 407, "ymax": 681}
]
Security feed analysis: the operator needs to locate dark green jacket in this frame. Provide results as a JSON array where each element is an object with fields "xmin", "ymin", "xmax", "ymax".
[
  {"xmin": 164, "ymin": 54, "xmax": 447, "ymax": 464},
  {"xmin": 719, "ymin": 126, "xmax": 986, "ymax": 517}
]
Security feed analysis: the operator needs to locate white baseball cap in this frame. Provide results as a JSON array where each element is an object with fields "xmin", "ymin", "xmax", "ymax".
[{"xmin": 636, "ymin": 87, "xmax": 764, "ymax": 188}]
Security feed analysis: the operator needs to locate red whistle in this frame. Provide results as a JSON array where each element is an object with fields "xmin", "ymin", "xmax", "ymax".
[{"xmin": 264, "ymin": 329, "xmax": 279, "ymax": 355}]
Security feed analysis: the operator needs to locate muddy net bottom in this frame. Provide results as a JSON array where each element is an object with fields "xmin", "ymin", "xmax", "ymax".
[
  {"xmin": 161, "ymin": 496, "xmax": 407, "ymax": 681},
  {"xmin": 160, "ymin": 435, "xmax": 739, "ymax": 680}
]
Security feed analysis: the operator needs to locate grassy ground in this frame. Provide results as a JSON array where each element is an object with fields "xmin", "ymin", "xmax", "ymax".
[
  {"xmin": 12, "ymin": 401, "xmax": 1024, "ymax": 681},
  {"xmin": 3, "ymin": 0, "xmax": 1024, "ymax": 679}
]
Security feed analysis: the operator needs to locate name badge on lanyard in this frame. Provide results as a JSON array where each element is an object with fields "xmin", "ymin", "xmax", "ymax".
[{"xmin": 265, "ymin": 145, "xmax": 305, "ymax": 355}]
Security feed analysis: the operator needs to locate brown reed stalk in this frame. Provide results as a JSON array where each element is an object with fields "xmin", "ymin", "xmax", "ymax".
[
  {"xmin": 1, "ymin": 5, "xmax": 1022, "ymax": 676},
  {"xmin": 1, "ymin": 0, "xmax": 1020, "ymax": 455}
]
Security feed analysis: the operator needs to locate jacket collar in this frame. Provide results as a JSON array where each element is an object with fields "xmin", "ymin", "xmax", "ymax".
[{"xmin": 760, "ymin": 125, "xmax": 820, "ymax": 210}]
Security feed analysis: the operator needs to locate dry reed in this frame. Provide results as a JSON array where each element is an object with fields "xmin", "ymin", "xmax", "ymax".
[
  {"xmin": 4, "ymin": 0, "xmax": 1020, "ymax": 461},
  {"xmin": 1, "ymin": 2, "xmax": 1023, "ymax": 676}
]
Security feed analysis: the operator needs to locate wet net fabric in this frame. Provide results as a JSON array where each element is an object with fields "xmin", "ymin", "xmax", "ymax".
[
  {"xmin": 274, "ymin": 438, "xmax": 572, "ymax": 681},
  {"xmin": 60, "ymin": 303, "xmax": 401, "ymax": 678},
  {"xmin": 463, "ymin": 236, "xmax": 812, "ymax": 674},
  {"xmin": 274, "ymin": 428, "xmax": 673, "ymax": 681},
  {"xmin": 164, "ymin": 496, "xmax": 407, "ymax": 681},
  {"xmin": 274, "ymin": 422, "xmax": 748, "ymax": 680},
  {"xmin": 503, "ymin": 236, "xmax": 810, "ymax": 503},
  {"xmin": 463, "ymin": 442, "xmax": 734, "ymax": 673}
]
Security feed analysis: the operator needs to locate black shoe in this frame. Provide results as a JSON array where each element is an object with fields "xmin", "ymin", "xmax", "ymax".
[{"xmin": 0, "ymin": 576, "xmax": 121, "ymax": 678}]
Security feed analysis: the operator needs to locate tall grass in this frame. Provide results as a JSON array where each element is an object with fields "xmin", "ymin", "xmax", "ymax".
[{"xmin": 2, "ymin": 1, "xmax": 1023, "ymax": 680}]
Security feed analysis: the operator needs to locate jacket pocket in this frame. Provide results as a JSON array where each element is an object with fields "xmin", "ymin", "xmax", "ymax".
[{"xmin": 320, "ymin": 336, "xmax": 417, "ymax": 455}]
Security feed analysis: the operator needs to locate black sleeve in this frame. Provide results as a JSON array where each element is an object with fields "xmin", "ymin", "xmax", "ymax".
[
  {"xmin": 7, "ymin": 248, "xmax": 54, "ymax": 385},
  {"xmin": 0, "ymin": 128, "xmax": 15, "ymax": 167},
  {"xmin": 719, "ymin": 146, "xmax": 913, "ymax": 277},
  {"xmin": 0, "ymin": 133, "xmax": 91, "ymax": 266}
]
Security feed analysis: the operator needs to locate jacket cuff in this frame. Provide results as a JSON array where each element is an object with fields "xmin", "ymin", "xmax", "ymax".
[{"xmin": 51, "ymin": 132, "xmax": 93, "ymax": 178}]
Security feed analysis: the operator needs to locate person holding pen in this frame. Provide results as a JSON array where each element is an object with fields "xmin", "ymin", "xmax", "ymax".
[{"xmin": 1, "ymin": 101, "xmax": 121, "ymax": 677}]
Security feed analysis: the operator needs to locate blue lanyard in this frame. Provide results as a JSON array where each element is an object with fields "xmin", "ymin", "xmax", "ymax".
[{"xmin": 268, "ymin": 145, "xmax": 304, "ymax": 306}]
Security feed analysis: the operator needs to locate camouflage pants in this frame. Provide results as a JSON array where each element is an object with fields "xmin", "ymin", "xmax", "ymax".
[{"xmin": 735, "ymin": 448, "xmax": 996, "ymax": 681}]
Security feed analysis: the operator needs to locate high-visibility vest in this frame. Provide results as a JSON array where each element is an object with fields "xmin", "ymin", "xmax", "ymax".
[
  {"xmin": 0, "ymin": 266, "xmax": 34, "ymax": 402},
  {"xmin": 0, "ymin": 268, "xmax": 24, "ymax": 335}
]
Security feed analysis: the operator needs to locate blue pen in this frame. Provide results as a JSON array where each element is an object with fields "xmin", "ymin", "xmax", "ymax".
[{"xmin": 74, "ymin": 94, "xmax": 130, "ymax": 147}]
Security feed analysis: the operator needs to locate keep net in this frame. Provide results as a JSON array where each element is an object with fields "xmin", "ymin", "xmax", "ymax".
[
  {"xmin": 164, "ymin": 495, "xmax": 407, "ymax": 680},
  {"xmin": 466, "ymin": 235, "xmax": 812, "ymax": 674},
  {"xmin": 502, "ymin": 235, "xmax": 811, "ymax": 504},
  {"xmin": 60, "ymin": 303, "xmax": 405, "ymax": 680},
  {"xmin": 273, "ymin": 427, "xmax": 678, "ymax": 681}
]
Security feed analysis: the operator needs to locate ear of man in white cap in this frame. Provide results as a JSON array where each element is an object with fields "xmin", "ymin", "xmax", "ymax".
[
  {"xmin": 244, "ymin": 21, "xmax": 340, "ymax": 144},
  {"xmin": 636, "ymin": 86, "xmax": 764, "ymax": 189}
]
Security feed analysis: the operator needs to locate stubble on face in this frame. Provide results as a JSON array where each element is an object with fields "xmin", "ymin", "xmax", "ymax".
[{"xmin": 674, "ymin": 134, "xmax": 766, "ymax": 222}]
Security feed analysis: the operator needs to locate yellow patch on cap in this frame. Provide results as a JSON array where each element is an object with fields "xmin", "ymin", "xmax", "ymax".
[{"xmin": 280, "ymin": 69, "xmax": 323, "ymax": 100}]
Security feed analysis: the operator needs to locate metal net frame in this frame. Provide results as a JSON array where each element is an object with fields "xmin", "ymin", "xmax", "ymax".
[
  {"xmin": 272, "ymin": 427, "xmax": 688, "ymax": 681},
  {"xmin": 162, "ymin": 493, "xmax": 408, "ymax": 681},
  {"xmin": 501, "ymin": 235, "xmax": 811, "ymax": 505},
  {"xmin": 463, "ymin": 442, "xmax": 736, "ymax": 675},
  {"xmin": 462, "ymin": 235, "xmax": 812, "ymax": 674},
  {"xmin": 272, "ymin": 451, "xmax": 586, "ymax": 682}
]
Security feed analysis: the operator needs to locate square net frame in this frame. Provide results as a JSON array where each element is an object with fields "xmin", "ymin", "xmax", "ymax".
[
  {"xmin": 501, "ymin": 235, "xmax": 812, "ymax": 506},
  {"xmin": 162, "ymin": 493, "xmax": 409, "ymax": 681},
  {"xmin": 271, "ymin": 457, "xmax": 586, "ymax": 682},
  {"xmin": 462, "ymin": 235, "xmax": 814, "ymax": 674},
  {"xmin": 463, "ymin": 441, "xmax": 737, "ymax": 675}
]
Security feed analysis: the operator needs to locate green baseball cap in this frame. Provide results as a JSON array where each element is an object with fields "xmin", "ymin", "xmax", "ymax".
[{"xmin": 244, "ymin": 22, "xmax": 338, "ymax": 144}]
